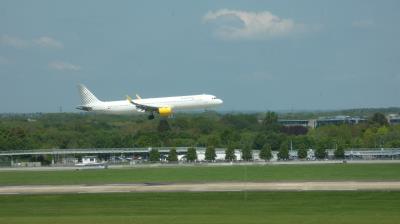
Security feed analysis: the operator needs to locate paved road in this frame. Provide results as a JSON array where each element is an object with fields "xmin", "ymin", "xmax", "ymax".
[{"xmin": 1, "ymin": 181, "xmax": 400, "ymax": 194}]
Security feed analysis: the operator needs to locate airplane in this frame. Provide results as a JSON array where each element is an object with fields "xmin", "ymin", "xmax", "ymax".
[{"xmin": 76, "ymin": 84, "xmax": 223, "ymax": 120}]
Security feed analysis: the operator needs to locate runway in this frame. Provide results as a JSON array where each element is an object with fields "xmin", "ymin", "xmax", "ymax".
[{"xmin": 1, "ymin": 181, "xmax": 400, "ymax": 194}]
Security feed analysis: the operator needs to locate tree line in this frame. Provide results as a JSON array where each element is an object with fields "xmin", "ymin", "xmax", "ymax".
[{"xmin": 0, "ymin": 111, "xmax": 399, "ymax": 154}]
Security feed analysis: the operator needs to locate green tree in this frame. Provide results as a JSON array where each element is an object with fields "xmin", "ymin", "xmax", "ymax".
[
  {"xmin": 334, "ymin": 145, "xmax": 345, "ymax": 159},
  {"xmin": 376, "ymin": 126, "xmax": 389, "ymax": 147},
  {"xmin": 219, "ymin": 129, "xmax": 239, "ymax": 146},
  {"xmin": 134, "ymin": 133, "xmax": 161, "ymax": 147},
  {"xmin": 173, "ymin": 117, "xmax": 189, "ymax": 129},
  {"xmin": 265, "ymin": 132, "xmax": 286, "ymax": 151},
  {"xmin": 167, "ymin": 148, "xmax": 178, "ymax": 162},
  {"xmin": 297, "ymin": 148, "xmax": 308, "ymax": 160},
  {"xmin": 362, "ymin": 128, "xmax": 377, "ymax": 147},
  {"xmin": 205, "ymin": 146, "xmax": 216, "ymax": 162},
  {"xmin": 369, "ymin": 113, "xmax": 388, "ymax": 126},
  {"xmin": 157, "ymin": 120, "xmax": 171, "ymax": 132},
  {"xmin": 3, "ymin": 127, "xmax": 32, "ymax": 150},
  {"xmin": 314, "ymin": 147, "xmax": 327, "ymax": 160},
  {"xmin": 207, "ymin": 135, "xmax": 220, "ymax": 147},
  {"xmin": 0, "ymin": 131, "xmax": 6, "ymax": 150},
  {"xmin": 263, "ymin": 111, "xmax": 281, "ymax": 132},
  {"xmin": 259, "ymin": 144, "xmax": 272, "ymax": 161},
  {"xmin": 186, "ymin": 147, "xmax": 197, "ymax": 162},
  {"xmin": 252, "ymin": 133, "xmax": 267, "ymax": 150},
  {"xmin": 241, "ymin": 145, "xmax": 253, "ymax": 161},
  {"xmin": 149, "ymin": 148, "xmax": 160, "ymax": 162},
  {"xmin": 225, "ymin": 145, "xmax": 236, "ymax": 161},
  {"xmin": 277, "ymin": 143, "xmax": 289, "ymax": 160},
  {"xmin": 263, "ymin": 111, "xmax": 278, "ymax": 125},
  {"xmin": 239, "ymin": 132, "xmax": 257, "ymax": 149},
  {"xmin": 220, "ymin": 113, "xmax": 259, "ymax": 130},
  {"xmin": 293, "ymin": 136, "xmax": 313, "ymax": 150}
]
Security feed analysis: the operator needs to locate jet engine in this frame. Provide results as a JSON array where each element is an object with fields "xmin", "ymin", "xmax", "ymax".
[{"xmin": 158, "ymin": 107, "xmax": 172, "ymax": 117}]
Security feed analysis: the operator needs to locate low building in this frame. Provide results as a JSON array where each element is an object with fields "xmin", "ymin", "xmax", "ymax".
[
  {"xmin": 316, "ymin": 116, "xmax": 366, "ymax": 127},
  {"xmin": 279, "ymin": 116, "xmax": 368, "ymax": 129},
  {"xmin": 278, "ymin": 119, "xmax": 310, "ymax": 127},
  {"xmin": 388, "ymin": 114, "xmax": 400, "ymax": 125},
  {"xmin": 343, "ymin": 149, "xmax": 400, "ymax": 160},
  {"xmin": 81, "ymin": 156, "xmax": 98, "ymax": 165},
  {"xmin": 12, "ymin": 161, "xmax": 41, "ymax": 167}
]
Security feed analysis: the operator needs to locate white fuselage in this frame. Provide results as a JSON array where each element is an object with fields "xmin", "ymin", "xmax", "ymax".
[{"xmin": 82, "ymin": 94, "xmax": 223, "ymax": 114}]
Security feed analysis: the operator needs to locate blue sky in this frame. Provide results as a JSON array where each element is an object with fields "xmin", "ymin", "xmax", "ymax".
[{"xmin": 1, "ymin": 0, "xmax": 399, "ymax": 113}]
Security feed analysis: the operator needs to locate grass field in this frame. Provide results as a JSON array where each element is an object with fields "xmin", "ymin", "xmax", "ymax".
[
  {"xmin": 0, "ymin": 163, "xmax": 400, "ymax": 185},
  {"xmin": 0, "ymin": 191, "xmax": 399, "ymax": 224}
]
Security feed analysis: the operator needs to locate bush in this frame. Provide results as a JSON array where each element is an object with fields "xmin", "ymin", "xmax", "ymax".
[
  {"xmin": 241, "ymin": 145, "xmax": 253, "ymax": 161},
  {"xmin": 205, "ymin": 146, "xmax": 216, "ymax": 162},
  {"xmin": 297, "ymin": 148, "xmax": 308, "ymax": 159},
  {"xmin": 278, "ymin": 143, "xmax": 289, "ymax": 160},
  {"xmin": 149, "ymin": 149, "xmax": 160, "ymax": 162},
  {"xmin": 259, "ymin": 144, "xmax": 272, "ymax": 161},
  {"xmin": 314, "ymin": 147, "xmax": 327, "ymax": 160},
  {"xmin": 225, "ymin": 145, "xmax": 236, "ymax": 161},
  {"xmin": 186, "ymin": 147, "xmax": 197, "ymax": 162},
  {"xmin": 334, "ymin": 145, "xmax": 345, "ymax": 159},
  {"xmin": 167, "ymin": 148, "xmax": 178, "ymax": 162}
]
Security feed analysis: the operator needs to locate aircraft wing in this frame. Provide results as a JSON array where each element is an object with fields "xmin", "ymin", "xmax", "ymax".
[{"xmin": 126, "ymin": 95, "xmax": 159, "ymax": 112}]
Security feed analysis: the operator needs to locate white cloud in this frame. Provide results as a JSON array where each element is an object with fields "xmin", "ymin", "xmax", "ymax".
[
  {"xmin": 352, "ymin": 19, "xmax": 375, "ymax": 29},
  {"xmin": 34, "ymin": 36, "xmax": 63, "ymax": 49},
  {"xmin": 203, "ymin": 9, "xmax": 305, "ymax": 40},
  {"xmin": 0, "ymin": 35, "xmax": 63, "ymax": 49},
  {"xmin": 49, "ymin": 61, "xmax": 81, "ymax": 71},
  {"xmin": 0, "ymin": 35, "xmax": 29, "ymax": 48}
]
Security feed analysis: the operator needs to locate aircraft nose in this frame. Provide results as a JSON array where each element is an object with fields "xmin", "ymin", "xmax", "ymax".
[{"xmin": 217, "ymin": 99, "xmax": 223, "ymax": 104}]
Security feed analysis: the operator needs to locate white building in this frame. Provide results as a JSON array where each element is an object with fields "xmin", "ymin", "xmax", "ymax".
[{"xmin": 81, "ymin": 156, "xmax": 98, "ymax": 165}]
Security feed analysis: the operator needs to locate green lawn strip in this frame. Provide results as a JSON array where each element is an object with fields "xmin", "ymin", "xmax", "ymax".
[
  {"xmin": 0, "ymin": 163, "xmax": 399, "ymax": 186},
  {"xmin": 0, "ymin": 192, "xmax": 399, "ymax": 224}
]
